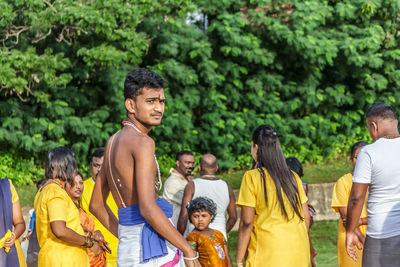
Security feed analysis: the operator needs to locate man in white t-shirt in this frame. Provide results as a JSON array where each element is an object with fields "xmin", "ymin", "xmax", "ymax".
[
  {"xmin": 177, "ymin": 154, "xmax": 237, "ymax": 240},
  {"xmin": 346, "ymin": 103, "xmax": 400, "ymax": 266}
]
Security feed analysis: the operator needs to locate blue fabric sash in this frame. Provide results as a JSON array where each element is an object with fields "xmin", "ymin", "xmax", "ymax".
[
  {"xmin": 0, "ymin": 178, "xmax": 20, "ymax": 267},
  {"xmin": 118, "ymin": 198, "xmax": 173, "ymax": 263}
]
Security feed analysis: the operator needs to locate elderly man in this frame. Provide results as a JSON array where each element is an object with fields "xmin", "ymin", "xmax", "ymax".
[
  {"xmin": 162, "ymin": 151, "xmax": 195, "ymax": 227},
  {"xmin": 346, "ymin": 103, "xmax": 400, "ymax": 266},
  {"xmin": 177, "ymin": 154, "xmax": 237, "ymax": 240}
]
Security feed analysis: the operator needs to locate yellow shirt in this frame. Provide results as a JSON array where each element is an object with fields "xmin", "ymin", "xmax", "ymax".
[
  {"xmin": 9, "ymin": 180, "xmax": 27, "ymax": 267},
  {"xmin": 236, "ymin": 168, "xmax": 310, "ymax": 267},
  {"xmin": 34, "ymin": 183, "xmax": 89, "ymax": 267},
  {"xmin": 81, "ymin": 178, "xmax": 119, "ymax": 266},
  {"xmin": 331, "ymin": 173, "xmax": 368, "ymax": 267}
]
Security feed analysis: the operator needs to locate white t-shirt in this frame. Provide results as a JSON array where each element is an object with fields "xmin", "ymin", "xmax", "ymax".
[{"xmin": 353, "ymin": 137, "xmax": 400, "ymax": 238}]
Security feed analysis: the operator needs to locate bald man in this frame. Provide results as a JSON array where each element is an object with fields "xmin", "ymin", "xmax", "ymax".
[
  {"xmin": 177, "ymin": 154, "xmax": 237, "ymax": 240},
  {"xmin": 346, "ymin": 103, "xmax": 400, "ymax": 266}
]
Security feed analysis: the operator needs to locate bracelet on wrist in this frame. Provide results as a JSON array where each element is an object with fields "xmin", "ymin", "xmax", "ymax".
[
  {"xmin": 87, "ymin": 237, "xmax": 95, "ymax": 248},
  {"xmin": 183, "ymin": 251, "xmax": 199, "ymax": 261},
  {"xmin": 82, "ymin": 236, "xmax": 89, "ymax": 247}
]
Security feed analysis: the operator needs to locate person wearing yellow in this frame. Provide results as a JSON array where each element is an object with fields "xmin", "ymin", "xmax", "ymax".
[
  {"xmin": 34, "ymin": 147, "xmax": 106, "ymax": 267},
  {"xmin": 331, "ymin": 141, "xmax": 369, "ymax": 266},
  {"xmin": 81, "ymin": 147, "xmax": 119, "ymax": 266},
  {"xmin": 236, "ymin": 125, "xmax": 313, "ymax": 267},
  {"xmin": 0, "ymin": 178, "xmax": 27, "ymax": 267}
]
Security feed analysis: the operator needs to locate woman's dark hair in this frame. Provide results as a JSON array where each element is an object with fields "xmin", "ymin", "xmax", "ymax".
[
  {"xmin": 252, "ymin": 125, "xmax": 303, "ymax": 220},
  {"xmin": 188, "ymin": 197, "xmax": 217, "ymax": 223},
  {"xmin": 350, "ymin": 141, "xmax": 368, "ymax": 160},
  {"xmin": 286, "ymin": 157, "xmax": 304, "ymax": 178},
  {"xmin": 45, "ymin": 147, "xmax": 77, "ymax": 184}
]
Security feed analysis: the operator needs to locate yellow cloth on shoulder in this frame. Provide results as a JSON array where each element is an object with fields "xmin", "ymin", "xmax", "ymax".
[
  {"xmin": 34, "ymin": 183, "xmax": 89, "ymax": 267},
  {"xmin": 236, "ymin": 168, "xmax": 310, "ymax": 267},
  {"xmin": 81, "ymin": 178, "xmax": 119, "ymax": 267},
  {"xmin": 331, "ymin": 173, "xmax": 368, "ymax": 267}
]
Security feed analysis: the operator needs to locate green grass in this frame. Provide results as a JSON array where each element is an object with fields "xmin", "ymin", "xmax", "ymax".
[
  {"xmin": 227, "ymin": 220, "xmax": 338, "ymax": 267},
  {"xmin": 302, "ymin": 160, "xmax": 352, "ymax": 184},
  {"xmin": 15, "ymin": 183, "xmax": 37, "ymax": 208},
  {"xmin": 311, "ymin": 220, "xmax": 338, "ymax": 267}
]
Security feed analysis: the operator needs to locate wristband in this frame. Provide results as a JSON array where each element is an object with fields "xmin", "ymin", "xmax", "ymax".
[
  {"xmin": 183, "ymin": 251, "xmax": 199, "ymax": 261},
  {"xmin": 82, "ymin": 236, "xmax": 89, "ymax": 247},
  {"xmin": 87, "ymin": 237, "xmax": 95, "ymax": 248}
]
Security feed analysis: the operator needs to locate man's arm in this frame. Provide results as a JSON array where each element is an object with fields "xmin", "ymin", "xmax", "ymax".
[
  {"xmin": 135, "ymin": 138, "xmax": 198, "ymax": 265},
  {"xmin": 89, "ymin": 140, "xmax": 119, "ymax": 237},
  {"xmin": 177, "ymin": 181, "xmax": 194, "ymax": 234},
  {"xmin": 346, "ymin": 183, "xmax": 369, "ymax": 261},
  {"xmin": 226, "ymin": 185, "xmax": 237, "ymax": 233}
]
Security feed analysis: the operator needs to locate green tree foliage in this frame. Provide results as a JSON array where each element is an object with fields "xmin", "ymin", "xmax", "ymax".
[
  {"xmin": 1, "ymin": 0, "xmax": 400, "ymax": 184},
  {"xmin": 145, "ymin": 0, "xmax": 400, "ymax": 167}
]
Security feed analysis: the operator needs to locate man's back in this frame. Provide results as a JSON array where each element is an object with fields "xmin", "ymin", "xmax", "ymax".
[{"xmin": 353, "ymin": 137, "xmax": 400, "ymax": 238}]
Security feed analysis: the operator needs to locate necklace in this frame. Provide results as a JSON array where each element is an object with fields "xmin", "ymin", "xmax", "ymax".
[{"xmin": 122, "ymin": 121, "xmax": 162, "ymax": 192}]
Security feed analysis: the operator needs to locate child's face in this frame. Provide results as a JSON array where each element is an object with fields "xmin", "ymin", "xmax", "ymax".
[{"xmin": 190, "ymin": 210, "xmax": 214, "ymax": 231}]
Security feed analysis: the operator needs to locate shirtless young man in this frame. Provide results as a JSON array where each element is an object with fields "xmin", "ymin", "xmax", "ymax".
[{"xmin": 89, "ymin": 68, "xmax": 199, "ymax": 266}]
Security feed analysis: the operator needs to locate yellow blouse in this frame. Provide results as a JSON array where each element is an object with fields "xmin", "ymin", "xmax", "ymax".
[
  {"xmin": 9, "ymin": 180, "xmax": 27, "ymax": 267},
  {"xmin": 81, "ymin": 178, "xmax": 119, "ymax": 266},
  {"xmin": 187, "ymin": 230, "xmax": 228, "ymax": 267},
  {"xmin": 237, "ymin": 168, "xmax": 311, "ymax": 267},
  {"xmin": 331, "ymin": 173, "xmax": 368, "ymax": 267},
  {"xmin": 34, "ymin": 183, "xmax": 89, "ymax": 267}
]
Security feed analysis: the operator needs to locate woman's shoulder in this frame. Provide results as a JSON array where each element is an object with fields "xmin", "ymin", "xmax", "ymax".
[
  {"xmin": 39, "ymin": 183, "xmax": 68, "ymax": 200},
  {"xmin": 336, "ymin": 172, "xmax": 353, "ymax": 184}
]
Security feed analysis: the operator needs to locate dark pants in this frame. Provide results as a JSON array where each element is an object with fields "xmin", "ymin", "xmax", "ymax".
[{"xmin": 363, "ymin": 235, "xmax": 400, "ymax": 267}]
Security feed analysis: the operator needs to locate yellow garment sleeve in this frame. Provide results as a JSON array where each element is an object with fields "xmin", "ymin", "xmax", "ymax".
[
  {"xmin": 47, "ymin": 194, "xmax": 68, "ymax": 222},
  {"xmin": 236, "ymin": 171, "xmax": 257, "ymax": 208},
  {"xmin": 9, "ymin": 180, "xmax": 19, "ymax": 203},
  {"xmin": 331, "ymin": 176, "xmax": 349, "ymax": 213},
  {"xmin": 294, "ymin": 174, "xmax": 308, "ymax": 204}
]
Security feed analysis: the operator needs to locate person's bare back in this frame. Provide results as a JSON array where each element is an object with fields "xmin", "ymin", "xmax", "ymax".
[{"xmin": 89, "ymin": 68, "xmax": 200, "ymax": 266}]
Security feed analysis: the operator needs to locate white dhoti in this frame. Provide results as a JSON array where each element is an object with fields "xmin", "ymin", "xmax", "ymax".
[{"xmin": 117, "ymin": 223, "xmax": 184, "ymax": 267}]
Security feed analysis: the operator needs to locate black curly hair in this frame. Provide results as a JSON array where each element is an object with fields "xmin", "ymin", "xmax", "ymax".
[
  {"xmin": 188, "ymin": 197, "xmax": 217, "ymax": 223},
  {"xmin": 124, "ymin": 68, "xmax": 165, "ymax": 100}
]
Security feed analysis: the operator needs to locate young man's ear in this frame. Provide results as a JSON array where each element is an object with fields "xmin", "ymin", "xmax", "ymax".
[{"xmin": 125, "ymin": 98, "xmax": 136, "ymax": 114}]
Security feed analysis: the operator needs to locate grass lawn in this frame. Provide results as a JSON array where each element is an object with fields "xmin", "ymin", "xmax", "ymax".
[{"xmin": 227, "ymin": 220, "xmax": 338, "ymax": 267}]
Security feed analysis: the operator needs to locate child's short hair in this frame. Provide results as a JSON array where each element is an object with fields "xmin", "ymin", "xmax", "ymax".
[{"xmin": 188, "ymin": 197, "xmax": 217, "ymax": 223}]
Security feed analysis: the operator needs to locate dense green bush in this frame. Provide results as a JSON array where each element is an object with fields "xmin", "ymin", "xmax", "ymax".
[{"xmin": 1, "ymin": 0, "xmax": 399, "ymax": 184}]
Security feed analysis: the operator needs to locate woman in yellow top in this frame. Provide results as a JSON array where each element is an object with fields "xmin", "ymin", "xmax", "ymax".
[
  {"xmin": 65, "ymin": 172, "xmax": 108, "ymax": 267},
  {"xmin": 331, "ymin": 141, "xmax": 369, "ymax": 267},
  {"xmin": 0, "ymin": 178, "xmax": 27, "ymax": 267},
  {"xmin": 34, "ymin": 147, "xmax": 106, "ymax": 267},
  {"xmin": 236, "ymin": 125, "xmax": 312, "ymax": 267}
]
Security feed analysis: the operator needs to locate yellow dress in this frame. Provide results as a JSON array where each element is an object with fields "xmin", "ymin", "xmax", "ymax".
[
  {"xmin": 236, "ymin": 168, "xmax": 310, "ymax": 267},
  {"xmin": 34, "ymin": 183, "xmax": 89, "ymax": 267},
  {"xmin": 186, "ymin": 229, "xmax": 228, "ymax": 267},
  {"xmin": 331, "ymin": 173, "xmax": 368, "ymax": 267},
  {"xmin": 9, "ymin": 180, "xmax": 27, "ymax": 267},
  {"xmin": 81, "ymin": 178, "xmax": 119, "ymax": 267}
]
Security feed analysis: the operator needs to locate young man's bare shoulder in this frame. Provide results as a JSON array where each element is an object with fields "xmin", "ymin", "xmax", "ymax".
[{"xmin": 131, "ymin": 133, "xmax": 155, "ymax": 152}]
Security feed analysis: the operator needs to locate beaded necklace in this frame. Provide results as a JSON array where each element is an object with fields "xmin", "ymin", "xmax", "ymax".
[
  {"xmin": 383, "ymin": 135, "xmax": 400, "ymax": 139},
  {"xmin": 122, "ymin": 121, "xmax": 162, "ymax": 192}
]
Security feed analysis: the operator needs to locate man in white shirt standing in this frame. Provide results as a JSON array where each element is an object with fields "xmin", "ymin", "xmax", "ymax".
[
  {"xmin": 177, "ymin": 154, "xmax": 237, "ymax": 240},
  {"xmin": 346, "ymin": 103, "xmax": 400, "ymax": 266},
  {"xmin": 163, "ymin": 151, "xmax": 195, "ymax": 227}
]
